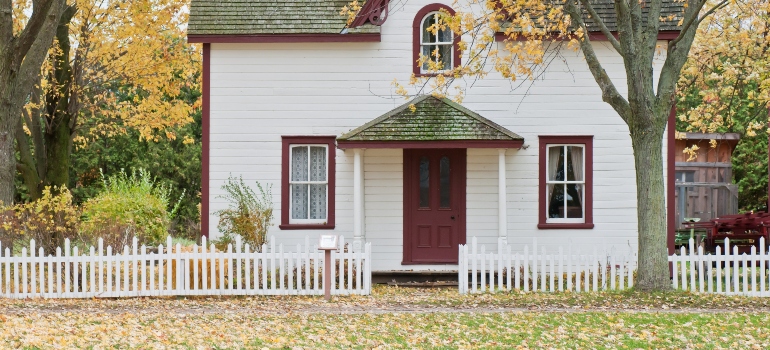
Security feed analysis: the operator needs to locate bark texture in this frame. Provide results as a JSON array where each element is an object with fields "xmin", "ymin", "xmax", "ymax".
[
  {"xmin": 563, "ymin": 0, "xmax": 717, "ymax": 290},
  {"xmin": 0, "ymin": 0, "xmax": 68, "ymax": 205},
  {"xmin": 16, "ymin": 5, "xmax": 77, "ymax": 200}
]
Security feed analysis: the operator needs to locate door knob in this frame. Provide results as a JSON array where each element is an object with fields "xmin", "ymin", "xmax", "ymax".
[{"xmin": 451, "ymin": 215, "xmax": 456, "ymax": 220}]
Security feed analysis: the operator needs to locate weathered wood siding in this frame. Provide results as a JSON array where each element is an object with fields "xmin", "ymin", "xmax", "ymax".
[{"xmin": 207, "ymin": 1, "xmax": 669, "ymax": 271}]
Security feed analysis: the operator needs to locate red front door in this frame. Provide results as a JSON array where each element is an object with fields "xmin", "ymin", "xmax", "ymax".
[{"xmin": 403, "ymin": 149, "xmax": 466, "ymax": 264}]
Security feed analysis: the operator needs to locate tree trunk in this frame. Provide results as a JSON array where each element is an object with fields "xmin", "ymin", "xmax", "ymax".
[
  {"xmin": 630, "ymin": 123, "xmax": 672, "ymax": 291},
  {"xmin": 0, "ymin": 104, "xmax": 15, "ymax": 205}
]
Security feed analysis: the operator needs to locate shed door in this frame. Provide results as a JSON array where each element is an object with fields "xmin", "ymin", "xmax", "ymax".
[{"xmin": 403, "ymin": 149, "xmax": 466, "ymax": 264}]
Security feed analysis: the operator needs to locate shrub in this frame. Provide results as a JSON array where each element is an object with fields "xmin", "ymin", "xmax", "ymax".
[
  {"xmin": 0, "ymin": 186, "xmax": 80, "ymax": 254},
  {"xmin": 81, "ymin": 169, "xmax": 182, "ymax": 248},
  {"xmin": 214, "ymin": 175, "xmax": 273, "ymax": 251}
]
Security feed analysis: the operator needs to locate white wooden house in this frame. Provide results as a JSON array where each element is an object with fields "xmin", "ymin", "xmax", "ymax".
[{"xmin": 188, "ymin": 0, "xmax": 683, "ymax": 272}]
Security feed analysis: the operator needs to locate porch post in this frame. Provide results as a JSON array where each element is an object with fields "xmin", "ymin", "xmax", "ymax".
[
  {"xmin": 498, "ymin": 149, "xmax": 507, "ymax": 245},
  {"xmin": 353, "ymin": 149, "xmax": 364, "ymax": 252}
]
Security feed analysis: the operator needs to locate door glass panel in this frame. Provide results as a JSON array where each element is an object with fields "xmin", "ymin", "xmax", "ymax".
[
  {"xmin": 440, "ymin": 156, "xmax": 450, "ymax": 208},
  {"xmin": 419, "ymin": 157, "xmax": 430, "ymax": 208}
]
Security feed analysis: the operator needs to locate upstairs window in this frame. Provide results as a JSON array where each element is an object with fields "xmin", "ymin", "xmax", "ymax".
[{"xmin": 413, "ymin": 4, "xmax": 460, "ymax": 76}]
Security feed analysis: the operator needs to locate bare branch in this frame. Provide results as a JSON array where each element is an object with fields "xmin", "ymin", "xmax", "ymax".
[
  {"xmin": 565, "ymin": 0, "xmax": 631, "ymax": 121},
  {"xmin": 578, "ymin": 0, "xmax": 622, "ymax": 53},
  {"xmin": 670, "ymin": 0, "xmax": 725, "ymax": 48}
]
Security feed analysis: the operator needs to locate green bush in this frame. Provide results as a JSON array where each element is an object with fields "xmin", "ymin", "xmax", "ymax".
[
  {"xmin": 214, "ymin": 175, "xmax": 273, "ymax": 251},
  {"xmin": 81, "ymin": 169, "xmax": 182, "ymax": 248}
]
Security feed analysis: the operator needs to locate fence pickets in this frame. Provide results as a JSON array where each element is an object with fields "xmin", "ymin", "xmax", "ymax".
[
  {"xmin": 460, "ymin": 237, "xmax": 637, "ymax": 294},
  {"xmin": 461, "ymin": 236, "xmax": 770, "ymax": 297},
  {"xmin": 670, "ymin": 237, "xmax": 769, "ymax": 297},
  {"xmin": 0, "ymin": 236, "xmax": 371, "ymax": 299}
]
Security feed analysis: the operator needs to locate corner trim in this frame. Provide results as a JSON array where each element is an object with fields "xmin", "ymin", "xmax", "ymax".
[{"xmin": 201, "ymin": 43, "xmax": 210, "ymax": 238}]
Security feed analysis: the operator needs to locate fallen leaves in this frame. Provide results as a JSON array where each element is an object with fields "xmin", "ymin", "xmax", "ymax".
[{"xmin": 0, "ymin": 287, "xmax": 768, "ymax": 348}]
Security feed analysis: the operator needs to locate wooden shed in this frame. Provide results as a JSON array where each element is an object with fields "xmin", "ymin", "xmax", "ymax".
[{"xmin": 674, "ymin": 133, "xmax": 740, "ymax": 229}]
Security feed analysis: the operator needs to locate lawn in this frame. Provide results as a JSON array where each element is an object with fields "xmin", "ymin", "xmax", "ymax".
[{"xmin": 1, "ymin": 286, "xmax": 768, "ymax": 349}]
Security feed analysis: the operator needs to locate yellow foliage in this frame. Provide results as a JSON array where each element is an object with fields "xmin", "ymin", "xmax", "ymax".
[
  {"xmin": 22, "ymin": 0, "xmax": 201, "ymax": 145},
  {"xmin": 677, "ymin": 0, "xmax": 770, "ymax": 137},
  {"xmin": 0, "ymin": 186, "xmax": 80, "ymax": 254}
]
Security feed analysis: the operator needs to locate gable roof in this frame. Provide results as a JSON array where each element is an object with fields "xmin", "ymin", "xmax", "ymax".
[
  {"xmin": 188, "ymin": 0, "xmax": 683, "ymax": 36},
  {"xmin": 337, "ymin": 95, "xmax": 524, "ymax": 144}
]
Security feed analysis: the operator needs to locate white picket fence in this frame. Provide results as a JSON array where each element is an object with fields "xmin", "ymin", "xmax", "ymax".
[
  {"xmin": 671, "ymin": 237, "xmax": 770, "ymax": 296},
  {"xmin": 459, "ymin": 237, "xmax": 636, "ymax": 294},
  {"xmin": 0, "ymin": 235, "xmax": 371, "ymax": 299}
]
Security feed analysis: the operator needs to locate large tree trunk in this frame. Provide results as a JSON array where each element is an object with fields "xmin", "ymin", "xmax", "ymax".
[
  {"xmin": 630, "ymin": 122, "xmax": 671, "ymax": 291},
  {"xmin": 0, "ymin": 0, "xmax": 67, "ymax": 205}
]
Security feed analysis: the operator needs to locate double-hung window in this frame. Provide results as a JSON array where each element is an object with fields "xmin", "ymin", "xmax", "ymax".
[
  {"xmin": 538, "ymin": 136, "xmax": 594, "ymax": 229},
  {"xmin": 280, "ymin": 136, "xmax": 336, "ymax": 229}
]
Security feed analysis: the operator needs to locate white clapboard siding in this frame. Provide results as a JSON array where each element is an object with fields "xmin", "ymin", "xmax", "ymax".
[
  {"xmin": 0, "ymin": 236, "xmax": 371, "ymax": 299},
  {"xmin": 669, "ymin": 237, "xmax": 769, "ymax": 297},
  {"xmin": 459, "ymin": 237, "xmax": 636, "ymax": 294}
]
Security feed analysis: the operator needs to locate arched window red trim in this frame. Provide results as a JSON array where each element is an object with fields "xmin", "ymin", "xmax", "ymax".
[{"xmin": 412, "ymin": 4, "xmax": 461, "ymax": 76}]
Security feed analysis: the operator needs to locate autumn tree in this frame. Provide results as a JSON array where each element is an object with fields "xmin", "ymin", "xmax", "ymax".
[
  {"xmin": 0, "ymin": 0, "xmax": 69, "ymax": 205},
  {"xmin": 15, "ymin": 0, "xmax": 199, "ymax": 200},
  {"xmin": 677, "ymin": 0, "xmax": 770, "ymax": 211},
  {"xmin": 366, "ymin": 0, "xmax": 739, "ymax": 290}
]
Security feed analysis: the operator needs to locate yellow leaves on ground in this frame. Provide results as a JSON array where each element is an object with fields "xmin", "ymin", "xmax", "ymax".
[{"xmin": 1, "ymin": 287, "xmax": 770, "ymax": 347}]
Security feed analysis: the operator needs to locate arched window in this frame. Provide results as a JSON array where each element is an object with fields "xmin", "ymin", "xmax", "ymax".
[{"xmin": 413, "ymin": 4, "xmax": 460, "ymax": 76}]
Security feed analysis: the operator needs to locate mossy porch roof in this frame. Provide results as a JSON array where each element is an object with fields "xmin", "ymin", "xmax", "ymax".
[
  {"xmin": 337, "ymin": 95, "xmax": 524, "ymax": 142},
  {"xmin": 188, "ymin": 0, "xmax": 379, "ymax": 35}
]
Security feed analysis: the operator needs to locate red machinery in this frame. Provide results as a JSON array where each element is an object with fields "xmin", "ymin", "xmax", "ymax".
[{"xmin": 682, "ymin": 212, "xmax": 770, "ymax": 254}]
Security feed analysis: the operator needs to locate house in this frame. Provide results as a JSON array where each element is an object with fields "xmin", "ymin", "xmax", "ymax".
[
  {"xmin": 188, "ymin": 0, "xmax": 684, "ymax": 272},
  {"xmin": 674, "ymin": 133, "xmax": 740, "ymax": 229}
]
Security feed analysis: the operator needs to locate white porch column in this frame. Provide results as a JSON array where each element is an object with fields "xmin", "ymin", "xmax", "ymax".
[
  {"xmin": 498, "ymin": 149, "xmax": 507, "ymax": 245},
  {"xmin": 353, "ymin": 149, "xmax": 365, "ymax": 252}
]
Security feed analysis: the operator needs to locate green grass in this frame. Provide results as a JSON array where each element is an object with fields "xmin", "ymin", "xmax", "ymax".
[
  {"xmin": 2, "ymin": 286, "xmax": 770, "ymax": 348},
  {"xmin": 1, "ymin": 310, "xmax": 767, "ymax": 348}
]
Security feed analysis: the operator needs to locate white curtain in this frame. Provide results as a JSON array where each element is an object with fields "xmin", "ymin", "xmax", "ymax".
[
  {"xmin": 309, "ymin": 147, "xmax": 327, "ymax": 220},
  {"xmin": 569, "ymin": 146, "xmax": 584, "ymax": 205},
  {"xmin": 291, "ymin": 147, "xmax": 309, "ymax": 219},
  {"xmin": 547, "ymin": 146, "xmax": 561, "ymax": 215}
]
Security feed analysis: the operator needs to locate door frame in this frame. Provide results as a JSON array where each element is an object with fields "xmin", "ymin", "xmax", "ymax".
[{"xmin": 402, "ymin": 148, "xmax": 467, "ymax": 264}]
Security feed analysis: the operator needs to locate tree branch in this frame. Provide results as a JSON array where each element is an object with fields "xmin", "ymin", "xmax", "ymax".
[
  {"xmin": 565, "ymin": 0, "xmax": 631, "ymax": 121},
  {"xmin": 670, "ymin": 0, "xmax": 725, "ymax": 48},
  {"xmin": 578, "ymin": 0, "xmax": 622, "ymax": 53},
  {"xmin": 13, "ymin": 0, "xmax": 59, "ymax": 67}
]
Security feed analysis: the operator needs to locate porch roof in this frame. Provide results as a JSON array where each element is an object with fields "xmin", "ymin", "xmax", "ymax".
[{"xmin": 337, "ymin": 95, "xmax": 524, "ymax": 149}]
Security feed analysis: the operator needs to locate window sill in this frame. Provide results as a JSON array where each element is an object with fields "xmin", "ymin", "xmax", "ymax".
[
  {"xmin": 537, "ymin": 223, "xmax": 594, "ymax": 230},
  {"xmin": 279, "ymin": 224, "xmax": 335, "ymax": 230},
  {"xmin": 414, "ymin": 72, "xmax": 452, "ymax": 78}
]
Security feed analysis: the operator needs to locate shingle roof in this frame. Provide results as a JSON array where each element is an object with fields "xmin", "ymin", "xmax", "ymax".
[
  {"xmin": 188, "ymin": 0, "xmax": 683, "ymax": 36},
  {"xmin": 188, "ymin": 0, "xmax": 379, "ymax": 35},
  {"xmin": 580, "ymin": 0, "xmax": 683, "ymax": 32},
  {"xmin": 337, "ymin": 95, "xmax": 524, "ymax": 142}
]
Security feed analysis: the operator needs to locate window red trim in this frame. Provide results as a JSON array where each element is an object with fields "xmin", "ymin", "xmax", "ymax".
[
  {"xmin": 280, "ymin": 136, "xmax": 336, "ymax": 230},
  {"xmin": 412, "ymin": 4, "xmax": 461, "ymax": 77},
  {"xmin": 538, "ymin": 135, "xmax": 594, "ymax": 229}
]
